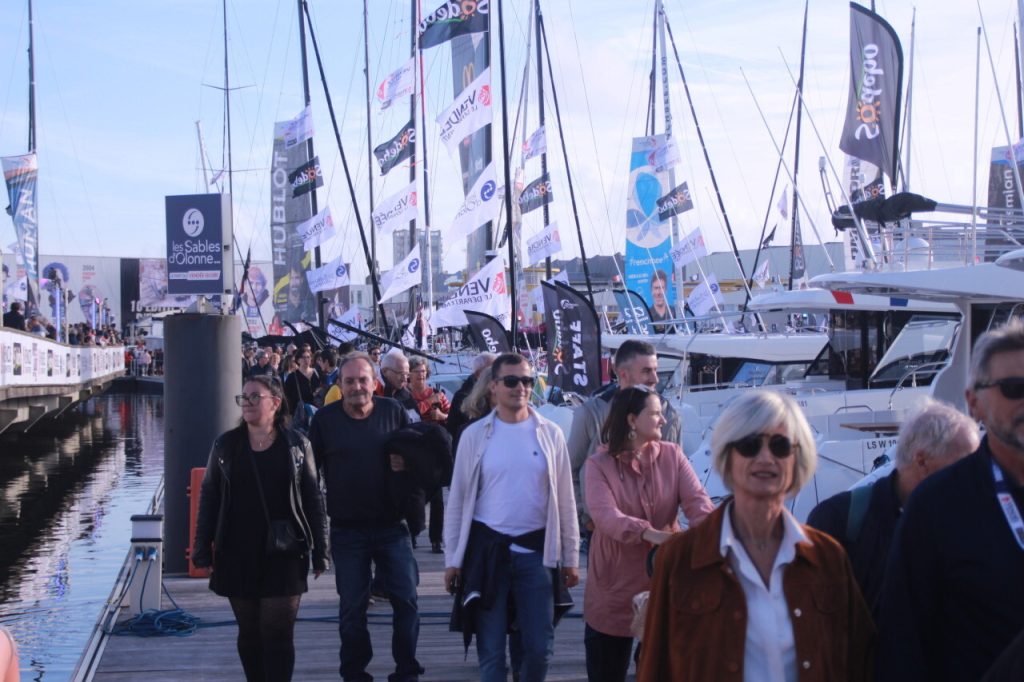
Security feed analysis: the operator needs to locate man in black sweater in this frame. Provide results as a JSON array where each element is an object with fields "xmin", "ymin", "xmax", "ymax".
[{"xmin": 309, "ymin": 352, "xmax": 422, "ymax": 682}]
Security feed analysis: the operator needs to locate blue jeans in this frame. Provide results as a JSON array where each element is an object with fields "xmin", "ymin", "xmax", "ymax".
[
  {"xmin": 475, "ymin": 550, "xmax": 554, "ymax": 682},
  {"xmin": 331, "ymin": 524, "xmax": 421, "ymax": 682}
]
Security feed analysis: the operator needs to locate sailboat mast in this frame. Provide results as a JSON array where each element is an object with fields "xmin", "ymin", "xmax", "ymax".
[
  {"xmin": 535, "ymin": 0, "xmax": 551, "ymax": 280},
  {"xmin": 362, "ymin": 0, "xmax": 379, "ymax": 330},
  {"xmin": 656, "ymin": 0, "xmax": 684, "ymax": 316},
  {"xmin": 788, "ymin": 1, "xmax": 809, "ymax": 291},
  {"xmin": 27, "ymin": 0, "xmax": 36, "ymax": 152},
  {"xmin": 497, "ymin": 0, "xmax": 519, "ymax": 347},
  {"xmin": 222, "ymin": 0, "xmax": 233, "ymax": 199},
  {"xmin": 416, "ymin": 0, "xmax": 436, "ymax": 315},
  {"xmin": 296, "ymin": 0, "xmax": 325, "ymax": 327},
  {"xmin": 901, "ymin": 9, "xmax": 915, "ymax": 191},
  {"xmin": 406, "ymin": 0, "xmax": 419, "ymax": 326}
]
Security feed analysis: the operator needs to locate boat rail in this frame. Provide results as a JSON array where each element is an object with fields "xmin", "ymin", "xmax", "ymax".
[{"xmin": 887, "ymin": 361, "xmax": 947, "ymax": 410}]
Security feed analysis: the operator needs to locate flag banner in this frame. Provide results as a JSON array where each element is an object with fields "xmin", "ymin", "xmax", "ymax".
[
  {"xmin": 687, "ymin": 273, "xmax": 724, "ymax": 317},
  {"xmin": 542, "ymin": 281, "xmax": 602, "ymax": 397},
  {"xmin": 372, "ymin": 181, "xmax": 418, "ymax": 237},
  {"xmin": 419, "ymin": 0, "xmax": 490, "ymax": 49},
  {"xmin": 289, "ymin": 156, "xmax": 323, "ymax": 198},
  {"xmin": 762, "ymin": 225, "xmax": 777, "ymax": 248},
  {"xmin": 844, "ymin": 155, "xmax": 886, "ymax": 205},
  {"xmin": 273, "ymin": 105, "xmax": 314, "ymax": 149},
  {"xmin": 838, "ymin": 2, "xmax": 904, "ymax": 180},
  {"xmin": 791, "ymin": 213, "xmax": 807, "ymax": 282},
  {"xmin": 753, "ymin": 258, "xmax": 771, "ymax": 288},
  {"xmin": 612, "ymin": 289, "xmax": 653, "ymax": 335},
  {"xmin": 625, "ymin": 136, "xmax": 675, "ymax": 312},
  {"xmin": 984, "ymin": 144, "xmax": 1024, "ymax": 260},
  {"xmin": 374, "ymin": 120, "xmax": 416, "ymax": 176},
  {"xmin": 777, "ymin": 187, "xmax": 790, "ymax": 219},
  {"xmin": 377, "ymin": 58, "xmax": 416, "ymax": 110},
  {"xmin": 431, "ymin": 256, "xmax": 510, "ymax": 328},
  {"xmin": 295, "ymin": 206, "xmax": 336, "ymax": 252},
  {"xmin": 669, "ymin": 228, "xmax": 708, "ymax": 268},
  {"xmin": 526, "ymin": 222, "xmax": 562, "ymax": 265},
  {"xmin": 269, "ymin": 131, "xmax": 317, "ymax": 330},
  {"xmin": 517, "ymin": 172, "xmax": 553, "ymax": 215},
  {"xmin": 379, "ymin": 249, "xmax": 422, "ymax": 303},
  {"xmin": 656, "ymin": 181, "xmax": 694, "ymax": 222},
  {"xmin": 306, "ymin": 256, "xmax": 350, "ymax": 294},
  {"xmin": 522, "ymin": 125, "xmax": 546, "ymax": 161},
  {"xmin": 646, "ymin": 137, "xmax": 680, "ymax": 172},
  {"xmin": 465, "ymin": 310, "xmax": 512, "ymax": 354},
  {"xmin": 447, "ymin": 162, "xmax": 503, "ymax": 241},
  {"xmin": 532, "ymin": 270, "xmax": 569, "ymax": 314},
  {"xmin": 209, "ymin": 169, "xmax": 225, "ymax": 186},
  {"xmin": 437, "ymin": 67, "xmax": 492, "ymax": 154},
  {"xmin": 327, "ymin": 307, "xmax": 362, "ymax": 345},
  {"xmin": 2, "ymin": 153, "xmax": 39, "ymax": 312}
]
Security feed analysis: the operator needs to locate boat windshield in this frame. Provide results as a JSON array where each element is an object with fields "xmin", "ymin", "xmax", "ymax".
[
  {"xmin": 730, "ymin": 361, "xmax": 811, "ymax": 387},
  {"xmin": 868, "ymin": 316, "xmax": 960, "ymax": 387}
]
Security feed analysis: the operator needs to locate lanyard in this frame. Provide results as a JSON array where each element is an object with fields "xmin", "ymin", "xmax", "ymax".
[{"xmin": 992, "ymin": 459, "xmax": 1024, "ymax": 551}]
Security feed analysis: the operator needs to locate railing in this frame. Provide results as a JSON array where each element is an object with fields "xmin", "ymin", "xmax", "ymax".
[
  {"xmin": 887, "ymin": 361, "xmax": 948, "ymax": 410},
  {"xmin": 0, "ymin": 329, "xmax": 126, "ymax": 389}
]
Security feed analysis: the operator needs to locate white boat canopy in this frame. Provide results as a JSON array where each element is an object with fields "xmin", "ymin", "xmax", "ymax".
[
  {"xmin": 811, "ymin": 263, "xmax": 1024, "ymax": 303},
  {"xmin": 602, "ymin": 332, "xmax": 827, "ymax": 364},
  {"xmin": 748, "ymin": 288, "xmax": 958, "ymax": 313}
]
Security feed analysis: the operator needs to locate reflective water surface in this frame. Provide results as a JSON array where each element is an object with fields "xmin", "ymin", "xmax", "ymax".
[{"xmin": 0, "ymin": 392, "xmax": 164, "ymax": 680}]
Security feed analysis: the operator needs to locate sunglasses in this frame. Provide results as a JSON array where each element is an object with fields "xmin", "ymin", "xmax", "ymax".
[
  {"xmin": 496, "ymin": 375, "xmax": 536, "ymax": 389},
  {"xmin": 975, "ymin": 376, "xmax": 1024, "ymax": 401},
  {"xmin": 235, "ymin": 393, "xmax": 274, "ymax": 406},
  {"xmin": 730, "ymin": 433, "xmax": 795, "ymax": 459}
]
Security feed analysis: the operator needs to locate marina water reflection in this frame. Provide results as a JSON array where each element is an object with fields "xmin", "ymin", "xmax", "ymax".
[{"xmin": 0, "ymin": 392, "xmax": 164, "ymax": 680}]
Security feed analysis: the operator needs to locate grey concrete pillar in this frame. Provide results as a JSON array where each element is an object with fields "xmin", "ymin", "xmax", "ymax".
[{"xmin": 163, "ymin": 313, "xmax": 240, "ymax": 573}]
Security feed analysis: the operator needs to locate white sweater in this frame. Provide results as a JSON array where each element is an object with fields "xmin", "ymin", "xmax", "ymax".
[{"xmin": 444, "ymin": 406, "xmax": 580, "ymax": 569}]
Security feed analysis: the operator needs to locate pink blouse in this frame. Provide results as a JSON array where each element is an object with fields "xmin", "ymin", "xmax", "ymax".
[{"xmin": 583, "ymin": 440, "xmax": 713, "ymax": 637}]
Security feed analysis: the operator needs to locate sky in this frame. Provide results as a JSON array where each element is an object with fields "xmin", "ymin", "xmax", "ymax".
[{"xmin": 0, "ymin": 0, "xmax": 1021, "ymax": 287}]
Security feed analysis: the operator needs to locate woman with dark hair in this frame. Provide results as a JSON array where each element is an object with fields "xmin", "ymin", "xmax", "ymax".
[
  {"xmin": 283, "ymin": 348, "xmax": 321, "ymax": 415},
  {"xmin": 192, "ymin": 375, "xmax": 329, "ymax": 681},
  {"xmin": 583, "ymin": 386, "xmax": 713, "ymax": 682}
]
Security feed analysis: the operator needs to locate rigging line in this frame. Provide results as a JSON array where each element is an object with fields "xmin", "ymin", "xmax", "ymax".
[
  {"xmin": 0, "ymin": 1, "xmax": 27, "ymax": 143},
  {"xmin": 302, "ymin": 0, "xmax": 390, "ymax": 336}
]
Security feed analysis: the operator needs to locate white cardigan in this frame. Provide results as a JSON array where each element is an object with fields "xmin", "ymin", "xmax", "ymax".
[{"xmin": 443, "ymin": 406, "xmax": 580, "ymax": 570}]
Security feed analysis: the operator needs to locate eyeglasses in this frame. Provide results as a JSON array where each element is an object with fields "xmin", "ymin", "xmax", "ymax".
[
  {"xmin": 235, "ymin": 393, "xmax": 274, "ymax": 406},
  {"xmin": 975, "ymin": 376, "xmax": 1024, "ymax": 401},
  {"xmin": 730, "ymin": 433, "xmax": 795, "ymax": 459},
  {"xmin": 384, "ymin": 368, "xmax": 410, "ymax": 378},
  {"xmin": 496, "ymin": 375, "xmax": 536, "ymax": 389}
]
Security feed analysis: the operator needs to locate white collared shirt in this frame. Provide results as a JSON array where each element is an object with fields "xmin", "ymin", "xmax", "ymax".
[{"xmin": 720, "ymin": 502, "xmax": 808, "ymax": 682}]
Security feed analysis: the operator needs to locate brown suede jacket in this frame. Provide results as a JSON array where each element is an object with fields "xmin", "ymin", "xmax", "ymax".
[{"xmin": 638, "ymin": 503, "xmax": 875, "ymax": 682}]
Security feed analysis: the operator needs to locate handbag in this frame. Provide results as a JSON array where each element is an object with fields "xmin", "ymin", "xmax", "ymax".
[{"xmin": 248, "ymin": 443, "xmax": 307, "ymax": 556}]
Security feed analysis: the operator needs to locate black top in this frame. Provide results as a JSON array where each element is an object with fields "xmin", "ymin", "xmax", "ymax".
[
  {"xmin": 806, "ymin": 469, "xmax": 901, "ymax": 617},
  {"xmin": 2, "ymin": 310, "xmax": 26, "ymax": 331},
  {"xmin": 308, "ymin": 396, "xmax": 410, "ymax": 527},
  {"xmin": 877, "ymin": 438, "xmax": 1024, "ymax": 682},
  {"xmin": 224, "ymin": 438, "xmax": 293, "ymax": 552},
  {"xmin": 381, "ymin": 383, "xmax": 418, "ymax": 412},
  {"xmin": 446, "ymin": 374, "xmax": 475, "ymax": 453},
  {"xmin": 285, "ymin": 369, "xmax": 322, "ymax": 412}
]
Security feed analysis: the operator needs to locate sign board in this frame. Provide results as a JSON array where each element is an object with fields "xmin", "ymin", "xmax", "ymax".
[{"xmin": 164, "ymin": 193, "xmax": 233, "ymax": 297}]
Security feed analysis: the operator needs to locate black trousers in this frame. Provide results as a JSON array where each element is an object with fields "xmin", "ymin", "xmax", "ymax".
[
  {"xmin": 428, "ymin": 490, "xmax": 444, "ymax": 544},
  {"xmin": 584, "ymin": 623, "xmax": 635, "ymax": 682}
]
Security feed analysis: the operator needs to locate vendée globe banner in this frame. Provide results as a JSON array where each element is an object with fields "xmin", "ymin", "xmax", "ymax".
[
  {"xmin": 2, "ymin": 153, "xmax": 40, "ymax": 312},
  {"xmin": 164, "ymin": 193, "xmax": 232, "ymax": 297},
  {"xmin": 624, "ymin": 135, "xmax": 675, "ymax": 312}
]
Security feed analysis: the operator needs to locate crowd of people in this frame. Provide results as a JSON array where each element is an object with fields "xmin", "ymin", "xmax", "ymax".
[
  {"xmin": 3, "ymin": 301, "xmax": 122, "ymax": 345},
  {"xmin": 189, "ymin": 320, "xmax": 1024, "ymax": 682}
]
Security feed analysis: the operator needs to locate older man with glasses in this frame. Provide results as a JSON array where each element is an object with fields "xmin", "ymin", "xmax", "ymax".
[
  {"xmin": 443, "ymin": 352, "xmax": 579, "ymax": 682},
  {"xmin": 877, "ymin": 319, "xmax": 1024, "ymax": 682},
  {"xmin": 377, "ymin": 348, "xmax": 419, "ymax": 419}
]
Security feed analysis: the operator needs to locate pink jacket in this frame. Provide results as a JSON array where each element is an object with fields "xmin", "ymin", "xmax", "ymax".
[{"xmin": 583, "ymin": 441, "xmax": 713, "ymax": 637}]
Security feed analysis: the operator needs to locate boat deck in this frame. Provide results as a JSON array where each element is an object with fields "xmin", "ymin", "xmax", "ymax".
[{"xmin": 91, "ymin": 543, "xmax": 610, "ymax": 681}]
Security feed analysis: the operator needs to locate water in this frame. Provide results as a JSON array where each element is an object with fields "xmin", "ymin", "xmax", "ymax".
[{"xmin": 0, "ymin": 392, "xmax": 164, "ymax": 681}]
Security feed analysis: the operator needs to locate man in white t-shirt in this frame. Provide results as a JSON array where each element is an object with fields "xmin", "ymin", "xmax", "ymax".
[{"xmin": 443, "ymin": 352, "xmax": 580, "ymax": 682}]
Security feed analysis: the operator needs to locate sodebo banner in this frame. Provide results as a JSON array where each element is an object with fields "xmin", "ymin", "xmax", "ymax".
[{"xmin": 165, "ymin": 194, "xmax": 233, "ymax": 296}]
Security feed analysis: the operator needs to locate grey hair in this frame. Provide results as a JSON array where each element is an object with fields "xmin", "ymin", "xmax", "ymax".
[
  {"xmin": 711, "ymin": 390, "xmax": 817, "ymax": 497},
  {"xmin": 339, "ymin": 351, "xmax": 374, "ymax": 374},
  {"xmin": 471, "ymin": 352, "xmax": 498, "ymax": 374},
  {"xmin": 970, "ymin": 318, "xmax": 1024, "ymax": 386},
  {"xmin": 894, "ymin": 399, "xmax": 980, "ymax": 469},
  {"xmin": 380, "ymin": 348, "xmax": 408, "ymax": 371},
  {"xmin": 409, "ymin": 356, "xmax": 428, "ymax": 373}
]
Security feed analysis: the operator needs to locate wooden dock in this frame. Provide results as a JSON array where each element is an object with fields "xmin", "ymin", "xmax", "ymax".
[{"xmin": 91, "ymin": 543, "xmax": 625, "ymax": 681}]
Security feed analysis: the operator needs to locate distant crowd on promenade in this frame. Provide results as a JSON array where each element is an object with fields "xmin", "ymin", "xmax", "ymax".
[
  {"xmin": 3, "ymin": 300, "xmax": 121, "ymax": 346},
  {"xmin": 187, "ymin": 322, "xmax": 1024, "ymax": 682}
]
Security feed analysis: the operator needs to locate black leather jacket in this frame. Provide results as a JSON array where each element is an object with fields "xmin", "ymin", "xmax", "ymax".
[{"xmin": 192, "ymin": 425, "xmax": 330, "ymax": 572}]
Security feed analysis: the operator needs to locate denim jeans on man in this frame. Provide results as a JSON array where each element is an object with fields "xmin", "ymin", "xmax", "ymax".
[
  {"xmin": 475, "ymin": 549, "xmax": 554, "ymax": 682},
  {"xmin": 331, "ymin": 523, "xmax": 421, "ymax": 682}
]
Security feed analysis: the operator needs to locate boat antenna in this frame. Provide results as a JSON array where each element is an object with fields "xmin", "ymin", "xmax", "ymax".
[
  {"xmin": 538, "ymin": 3, "xmax": 595, "ymax": 304},
  {"xmin": 496, "ymin": 0, "xmax": 519, "ymax": 347},
  {"xmin": 300, "ymin": 0, "xmax": 392, "ymax": 336}
]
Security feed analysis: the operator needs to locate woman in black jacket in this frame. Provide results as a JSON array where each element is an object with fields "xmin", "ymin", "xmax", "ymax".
[{"xmin": 192, "ymin": 375, "xmax": 329, "ymax": 682}]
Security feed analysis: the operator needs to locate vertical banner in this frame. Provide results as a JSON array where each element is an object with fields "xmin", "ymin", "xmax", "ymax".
[
  {"xmin": 838, "ymin": 2, "xmax": 904, "ymax": 182},
  {"xmin": 2, "ymin": 153, "xmax": 40, "ymax": 312},
  {"xmin": 612, "ymin": 289, "xmax": 653, "ymax": 335},
  {"xmin": 624, "ymin": 136, "xmax": 675, "ymax": 313},
  {"xmin": 270, "ymin": 124, "xmax": 317, "ymax": 331},
  {"xmin": 465, "ymin": 310, "xmax": 512, "ymax": 354},
  {"xmin": 985, "ymin": 144, "xmax": 1024, "ymax": 261},
  {"xmin": 164, "ymin": 193, "xmax": 232, "ymax": 297},
  {"xmin": 542, "ymin": 282, "xmax": 602, "ymax": 397}
]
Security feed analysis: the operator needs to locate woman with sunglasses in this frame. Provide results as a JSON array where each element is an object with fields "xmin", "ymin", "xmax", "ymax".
[
  {"xmin": 637, "ymin": 390, "xmax": 874, "ymax": 682},
  {"xmin": 583, "ymin": 387, "xmax": 713, "ymax": 682},
  {"xmin": 192, "ymin": 375, "xmax": 329, "ymax": 681}
]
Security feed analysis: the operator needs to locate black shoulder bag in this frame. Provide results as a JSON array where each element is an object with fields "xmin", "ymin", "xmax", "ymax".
[{"xmin": 248, "ymin": 444, "xmax": 307, "ymax": 556}]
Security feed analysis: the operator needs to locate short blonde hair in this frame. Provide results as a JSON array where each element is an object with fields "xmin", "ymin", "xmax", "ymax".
[{"xmin": 711, "ymin": 390, "xmax": 817, "ymax": 497}]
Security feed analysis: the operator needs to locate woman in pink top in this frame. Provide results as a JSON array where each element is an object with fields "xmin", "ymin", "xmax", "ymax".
[{"xmin": 583, "ymin": 386, "xmax": 713, "ymax": 682}]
